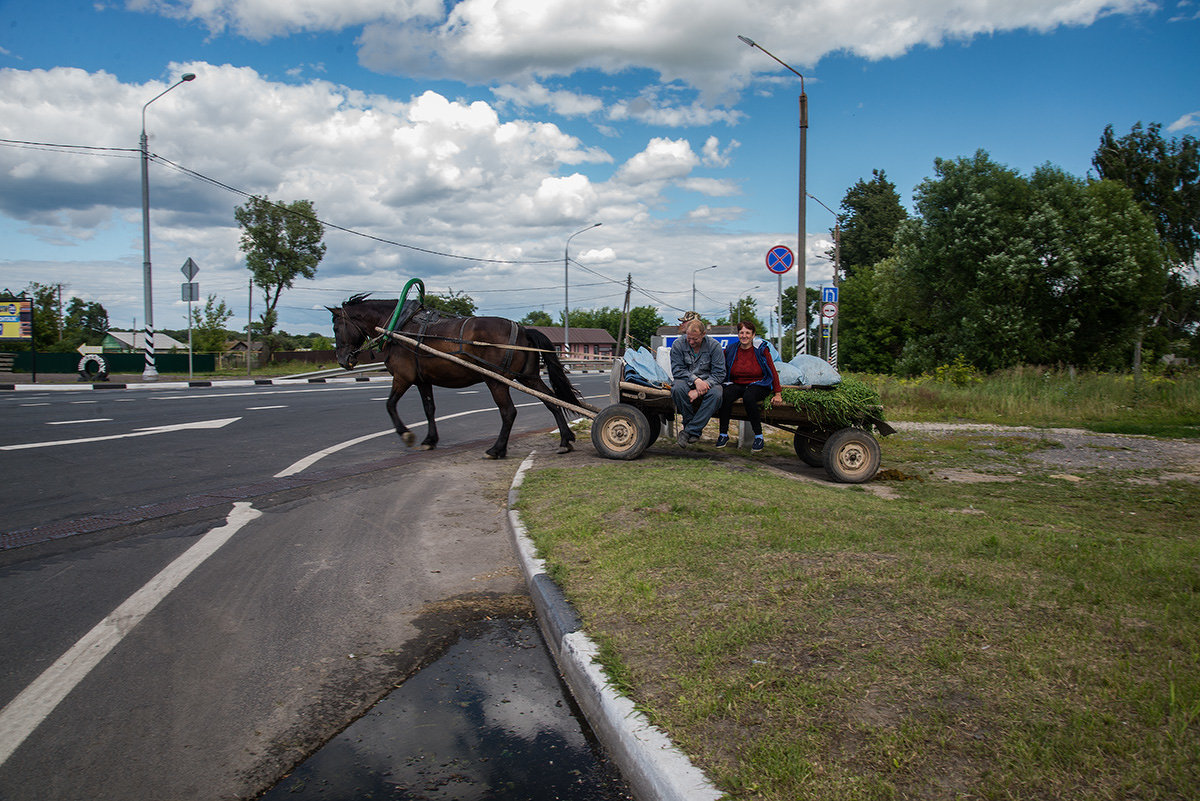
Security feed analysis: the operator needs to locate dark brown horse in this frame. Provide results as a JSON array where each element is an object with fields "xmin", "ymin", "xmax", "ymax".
[{"xmin": 329, "ymin": 294, "xmax": 582, "ymax": 459}]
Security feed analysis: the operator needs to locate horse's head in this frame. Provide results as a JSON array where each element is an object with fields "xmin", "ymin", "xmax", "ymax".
[{"xmin": 327, "ymin": 299, "xmax": 369, "ymax": 370}]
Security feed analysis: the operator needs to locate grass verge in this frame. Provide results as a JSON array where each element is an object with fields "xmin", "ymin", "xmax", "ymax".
[
  {"xmin": 871, "ymin": 367, "xmax": 1200, "ymax": 439},
  {"xmin": 515, "ymin": 428, "xmax": 1200, "ymax": 800}
]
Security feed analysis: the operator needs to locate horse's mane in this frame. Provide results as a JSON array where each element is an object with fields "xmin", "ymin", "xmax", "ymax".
[{"xmin": 344, "ymin": 293, "xmax": 373, "ymax": 306}]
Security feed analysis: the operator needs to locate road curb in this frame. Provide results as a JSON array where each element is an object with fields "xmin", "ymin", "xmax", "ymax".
[
  {"xmin": 0, "ymin": 376, "xmax": 393, "ymax": 392},
  {"xmin": 506, "ymin": 452, "xmax": 723, "ymax": 801}
]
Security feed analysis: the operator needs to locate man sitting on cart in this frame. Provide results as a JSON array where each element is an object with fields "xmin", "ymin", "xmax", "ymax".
[{"xmin": 670, "ymin": 312, "xmax": 726, "ymax": 448}]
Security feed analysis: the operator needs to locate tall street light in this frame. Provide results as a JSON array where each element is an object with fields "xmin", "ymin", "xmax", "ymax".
[
  {"xmin": 738, "ymin": 35, "xmax": 807, "ymax": 356},
  {"xmin": 564, "ymin": 222, "xmax": 601, "ymax": 356},
  {"xmin": 692, "ymin": 264, "xmax": 716, "ymax": 312},
  {"xmin": 808, "ymin": 192, "xmax": 842, "ymax": 362},
  {"xmin": 140, "ymin": 71, "xmax": 195, "ymax": 380}
]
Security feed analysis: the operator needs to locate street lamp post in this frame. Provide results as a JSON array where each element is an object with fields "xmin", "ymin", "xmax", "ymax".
[
  {"xmin": 140, "ymin": 72, "xmax": 195, "ymax": 380},
  {"xmin": 808, "ymin": 192, "xmax": 841, "ymax": 366},
  {"xmin": 738, "ymin": 35, "xmax": 807, "ymax": 356},
  {"xmin": 563, "ymin": 222, "xmax": 601, "ymax": 357}
]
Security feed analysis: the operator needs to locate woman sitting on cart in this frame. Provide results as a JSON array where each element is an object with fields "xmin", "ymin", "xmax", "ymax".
[{"xmin": 716, "ymin": 319, "xmax": 784, "ymax": 453}]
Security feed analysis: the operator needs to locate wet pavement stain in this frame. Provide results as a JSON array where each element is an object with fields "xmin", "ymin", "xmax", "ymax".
[{"xmin": 260, "ymin": 618, "xmax": 633, "ymax": 800}]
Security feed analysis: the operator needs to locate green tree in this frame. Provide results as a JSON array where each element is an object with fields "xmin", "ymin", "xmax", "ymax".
[
  {"xmin": 1093, "ymin": 122, "xmax": 1200, "ymax": 359},
  {"xmin": 520, "ymin": 310, "xmax": 554, "ymax": 326},
  {"xmin": 189, "ymin": 294, "xmax": 235, "ymax": 352},
  {"xmin": 837, "ymin": 258, "xmax": 908, "ymax": 373},
  {"xmin": 717, "ymin": 296, "xmax": 766, "ymax": 335},
  {"xmin": 626, "ymin": 306, "xmax": 666, "ymax": 350},
  {"xmin": 23, "ymin": 282, "xmax": 61, "ymax": 350},
  {"xmin": 887, "ymin": 151, "xmax": 1164, "ymax": 373},
  {"xmin": 778, "ymin": 285, "xmax": 821, "ymax": 360},
  {"xmin": 235, "ymin": 195, "xmax": 326, "ymax": 336},
  {"xmin": 424, "ymin": 291, "xmax": 477, "ymax": 317},
  {"xmin": 1093, "ymin": 122, "xmax": 1200, "ymax": 269},
  {"xmin": 837, "ymin": 169, "xmax": 908, "ymax": 277},
  {"xmin": 561, "ymin": 305, "xmax": 664, "ymax": 351},
  {"xmin": 61, "ymin": 297, "xmax": 109, "ymax": 348}
]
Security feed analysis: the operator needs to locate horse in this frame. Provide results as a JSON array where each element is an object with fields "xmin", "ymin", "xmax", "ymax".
[{"xmin": 328, "ymin": 294, "xmax": 583, "ymax": 459}]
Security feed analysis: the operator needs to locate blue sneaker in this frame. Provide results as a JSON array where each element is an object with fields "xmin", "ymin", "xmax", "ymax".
[
  {"xmin": 752, "ymin": 435, "xmax": 765, "ymax": 453},
  {"xmin": 715, "ymin": 433, "xmax": 729, "ymax": 448}
]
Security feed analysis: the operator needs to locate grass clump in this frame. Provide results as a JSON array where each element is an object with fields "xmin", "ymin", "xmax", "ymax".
[{"xmin": 869, "ymin": 366, "xmax": 1200, "ymax": 438}]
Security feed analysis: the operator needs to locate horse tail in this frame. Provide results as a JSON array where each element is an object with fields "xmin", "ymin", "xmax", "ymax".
[{"xmin": 525, "ymin": 328, "xmax": 582, "ymax": 407}]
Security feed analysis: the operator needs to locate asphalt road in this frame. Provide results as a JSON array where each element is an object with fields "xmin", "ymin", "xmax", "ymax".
[{"xmin": 0, "ymin": 373, "xmax": 610, "ymax": 800}]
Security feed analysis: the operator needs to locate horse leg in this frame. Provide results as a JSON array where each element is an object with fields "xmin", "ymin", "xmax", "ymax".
[
  {"xmin": 522, "ymin": 375, "xmax": 576, "ymax": 454},
  {"xmin": 387, "ymin": 376, "xmax": 417, "ymax": 447},
  {"xmin": 483, "ymin": 380, "xmax": 517, "ymax": 460},
  {"xmin": 416, "ymin": 381, "xmax": 438, "ymax": 450}
]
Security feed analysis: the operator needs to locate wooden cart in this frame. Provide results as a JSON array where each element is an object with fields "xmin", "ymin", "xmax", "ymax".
[{"xmin": 590, "ymin": 359, "xmax": 894, "ymax": 483}]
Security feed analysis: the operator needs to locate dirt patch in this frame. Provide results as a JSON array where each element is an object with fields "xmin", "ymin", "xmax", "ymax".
[{"xmin": 892, "ymin": 422, "xmax": 1200, "ymax": 481}]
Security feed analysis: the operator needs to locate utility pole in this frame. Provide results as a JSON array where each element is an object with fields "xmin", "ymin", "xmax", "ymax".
[
  {"xmin": 247, "ymin": 277, "xmax": 253, "ymax": 376},
  {"xmin": 617, "ymin": 273, "xmax": 633, "ymax": 355}
]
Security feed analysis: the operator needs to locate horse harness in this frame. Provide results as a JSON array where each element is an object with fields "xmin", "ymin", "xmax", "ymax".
[{"xmin": 408, "ymin": 308, "xmax": 522, "ymax": 382}]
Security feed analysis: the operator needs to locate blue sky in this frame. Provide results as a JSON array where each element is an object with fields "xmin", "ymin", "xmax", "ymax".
[{"xmin": 1, "ymin": 0, "xmax": 1197, "ymax": 337}]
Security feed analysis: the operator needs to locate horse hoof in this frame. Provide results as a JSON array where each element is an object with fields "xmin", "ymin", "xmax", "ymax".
[
  {"xmin": 482, "ymin": 452, "xmax": 500, "ymax": 460},
  {"xmin": 556, "ymin": 444, "xmax": 573, "ymax": 454},
  {"xmin": 401, "ymin": 431, "xmax": 416, "ymax": 447},
  {"xmin": 420, "ymin": 443, "xmax": 435, "ymax": 451}
]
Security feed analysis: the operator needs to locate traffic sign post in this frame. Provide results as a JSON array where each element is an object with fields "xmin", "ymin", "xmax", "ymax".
[
  {"xmin": 766, "ymin": 245, "xmax": 794, "ymax": 275},
  {"xmin": 820, "ymin": 286, "xmax": 840, "ymax": 368},
  {"xmin": 181, "ymin": 258, "xmax": 199, "ymax": 379},
  {"xmin": 766, "ymin": 246, "xmax": 794, "ymax": 355}
]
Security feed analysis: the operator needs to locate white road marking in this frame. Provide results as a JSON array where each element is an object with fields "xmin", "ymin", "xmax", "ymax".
[
  {"xmin": 47, "ymin": 418, "xmax": 113, "ymax": 426},
  {"xmin": 1, "ymin": 418, "xmax": 241, "ymax": 451},
  {"xmin": 0, "ymin": 502, "xmax": 262, "ymax": 767},
  {"xmin": 274, "ymin": 402, "xmax": 549, "ymax": 477},
  {"xmin": 150, "ymin": 385, "xmax": 374, "ymax": 402},
  {"xmin": 246, "ymin": 405, "xmax": 287, "ymax": 410}
]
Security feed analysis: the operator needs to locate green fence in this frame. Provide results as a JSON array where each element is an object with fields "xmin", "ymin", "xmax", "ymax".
[{"xmin": 5, "ymin": 351, "xmax": 216, "ymax": 374}]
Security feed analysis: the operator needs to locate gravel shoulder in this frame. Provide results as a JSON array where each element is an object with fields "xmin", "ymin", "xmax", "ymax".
[{"xmin": 890, "ymin": 421, "xmax": 1200, "ymax": 477}]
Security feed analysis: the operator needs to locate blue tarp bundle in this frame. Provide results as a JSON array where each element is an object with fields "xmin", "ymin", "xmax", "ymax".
[{"xmin": 623, "ymin": 347, "xmax": 672, "ymax": 387}]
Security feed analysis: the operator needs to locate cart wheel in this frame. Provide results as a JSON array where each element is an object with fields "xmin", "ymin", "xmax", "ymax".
[
  {"xmin": 793, "ymin": 430, "xmax": 825, "ymax": 467},
  {"xmin": 591, "ymin": 404, "xmax": 652, "ymax": 460},
  {"xmin": 822, "ymin": 428, "xmax": 881, "ymax": 483},
  {"xmin": 646, "ymin": 413, "xmax": 663, "ymax": 443}
]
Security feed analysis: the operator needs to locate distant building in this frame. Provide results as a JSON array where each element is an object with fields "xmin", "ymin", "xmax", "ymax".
[
  {"xmin": 224, "ymin": 339, "xmax": 265, "ymax": 354},
  {"xmin": 102, "ymin": 330, "xmax": 188, "ymax": 353},
  {"xmin": 529, "ymin": 326, "xmax": 615, "ymax": 358}
]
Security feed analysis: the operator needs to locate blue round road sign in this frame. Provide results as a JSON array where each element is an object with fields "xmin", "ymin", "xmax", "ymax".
[{"xmin": 766, "ymin": 245, "xmax": 794, "ymax": 275}]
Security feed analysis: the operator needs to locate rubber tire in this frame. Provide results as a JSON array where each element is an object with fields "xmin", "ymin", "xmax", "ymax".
[
  {"xmin": 591, "ymin": 403, "xmax": 653, "ymax": 460},
  {"xmin": 793, "ymin": 430, "xmax": 825, "ymax": 467},
  {"xmin": 822, "ymin": 427, "xmax": 881, "ymax": 483},
  {"xmin": 645, "ymin": 412, "xmax": 663, "ymax": 444}
]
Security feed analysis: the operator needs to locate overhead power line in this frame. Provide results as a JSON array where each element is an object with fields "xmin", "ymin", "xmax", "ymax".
[{"xmin": 1, "ymin": 136, "xmax": 560, "ymax": 267}]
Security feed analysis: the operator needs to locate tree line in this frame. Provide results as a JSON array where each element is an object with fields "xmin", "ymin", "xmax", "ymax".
[{"xmin": 833, "ymin": 122, "xmax": 1199, "ymax": 374}]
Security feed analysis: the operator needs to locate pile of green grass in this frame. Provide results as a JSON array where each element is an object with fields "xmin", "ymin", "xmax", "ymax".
[{"xmin": 778, "ymin": 376, "xmax": 885, "ymax": 430}]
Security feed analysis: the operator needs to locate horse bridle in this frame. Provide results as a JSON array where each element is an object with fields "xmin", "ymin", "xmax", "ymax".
[{"xmin": 337, "ymin": 310, "xmax": 385, "ymax": 361}]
